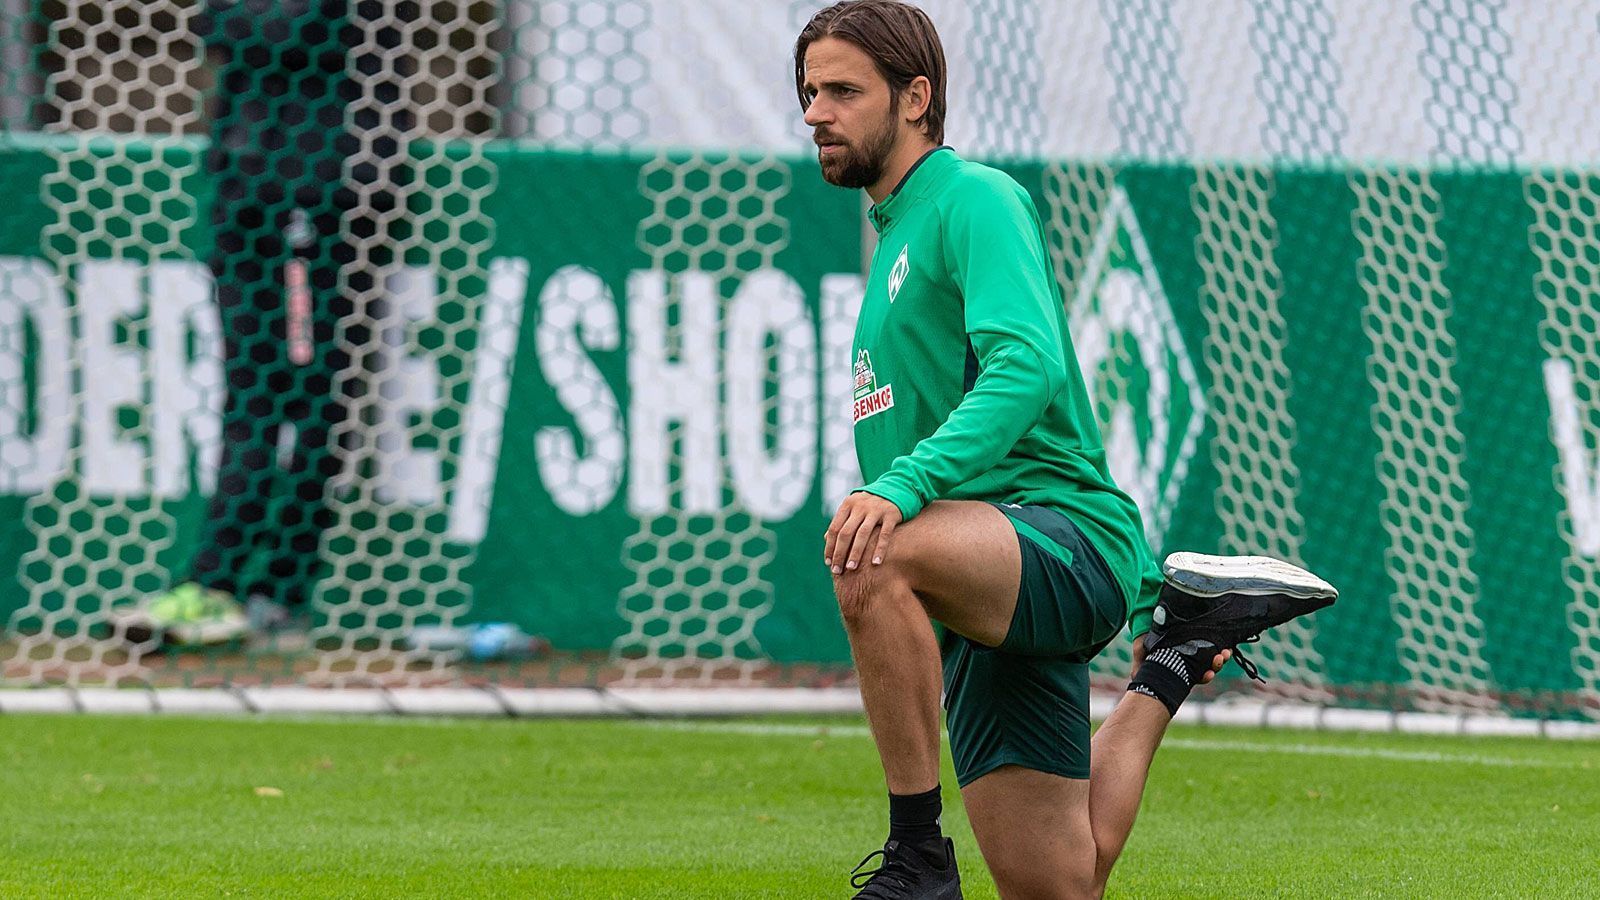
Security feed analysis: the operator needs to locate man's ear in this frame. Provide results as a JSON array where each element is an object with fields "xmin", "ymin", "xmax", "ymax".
[{"xmin": 902, "ymin": 75, "xmax": 932, "ymax": 126}]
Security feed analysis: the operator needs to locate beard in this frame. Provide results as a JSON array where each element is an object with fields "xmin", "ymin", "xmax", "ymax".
[{"xmin": 817, "ymin": 107, "xmax": 898, "ymax": 189}]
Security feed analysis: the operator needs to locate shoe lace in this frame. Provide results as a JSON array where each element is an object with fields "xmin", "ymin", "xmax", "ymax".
[
  {"xmin": 1232, "ymin": 636, "xmax": 1265, "ymax": 683},
  {"xmin": 850, "ymin": 845, "xmax": 918, "ymax": 896}
]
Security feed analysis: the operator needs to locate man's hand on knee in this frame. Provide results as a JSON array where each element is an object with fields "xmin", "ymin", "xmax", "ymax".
[{"xmin": 824, "ymin": 491, "xmax": 903, "ymax": 576}]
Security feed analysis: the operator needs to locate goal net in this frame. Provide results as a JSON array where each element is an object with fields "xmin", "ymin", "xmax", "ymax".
[{"xmin": 3, "ymin": 0, "xmax": 1599, "ymax": 724}]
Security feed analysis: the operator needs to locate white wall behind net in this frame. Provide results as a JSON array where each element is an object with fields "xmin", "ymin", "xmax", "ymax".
[{"xmin": 509, "ymin": 0, "xmax": 1600, "ymax": 165}]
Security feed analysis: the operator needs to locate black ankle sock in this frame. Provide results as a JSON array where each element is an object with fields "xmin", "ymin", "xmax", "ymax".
[
  {"xmin": 888, "ymin": 786, "xmax": 945, "ymax": 866},
  {"xmin": 1127, "ymin": 643, "xmax": 1207, "ymax": 717}
]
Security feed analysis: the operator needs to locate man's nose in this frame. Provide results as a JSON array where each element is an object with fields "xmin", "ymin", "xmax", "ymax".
[{"xmin": 803, "ymin": 100, "xmax": 830, "ymax": 127}]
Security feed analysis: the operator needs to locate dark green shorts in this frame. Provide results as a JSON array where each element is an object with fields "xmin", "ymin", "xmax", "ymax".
[{"xmin": 942, "ymin": 503, "xmax": 1127, "ymax": 787}]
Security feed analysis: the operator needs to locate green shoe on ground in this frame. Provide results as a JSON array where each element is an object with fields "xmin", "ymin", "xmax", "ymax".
[{"xmin": 111, "ymin": 583, "xmax": 249, "ymax": 646}]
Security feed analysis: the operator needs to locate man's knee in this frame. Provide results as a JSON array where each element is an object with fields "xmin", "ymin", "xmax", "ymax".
[
  {"xmin": 988, "ymin": 849, "xmax": 1096, "ymax": 900},
  {"xmin": 832, "ymin": 559, "xmax": 915, "ymax": 627},
  {"xmin": 991, "ymin": 870, "xmax": 1095, "ymax": 900}
]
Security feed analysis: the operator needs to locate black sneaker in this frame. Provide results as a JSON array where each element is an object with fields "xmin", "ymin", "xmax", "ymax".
[
  {"xmin": 1147, "ymin": 552, "xmax": 1338, "ymax": 683},
  {"xmin": 850, "ymin": 838, "xmax": 961, "ymax": 899}
]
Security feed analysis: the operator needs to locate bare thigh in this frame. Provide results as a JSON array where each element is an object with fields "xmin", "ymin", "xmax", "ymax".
[
  {"xmin": 860, "ymin": 499, "xmax": 1021, "ymax": 647},
  {"xmin": 963, "ymin": 766, "xmax": 1096, "ymax": 900}
]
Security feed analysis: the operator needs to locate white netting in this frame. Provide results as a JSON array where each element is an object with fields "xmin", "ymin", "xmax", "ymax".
[
  {"xmin": 1191, "ymin": 167, "xmax": 1329, "ymax": 700},
  {"xmin": 311, "ymin": 0, "xmax": 500, "ymax": 685},
  {"xmin": 1349, "ymin": 168, "xmax": 1497, "ymax": 711},
  {"xmin": 1338, "ymin": 0, "xmax": 1514, "ymax": 711},
  {"xmin": 7, "ymin": 0, "xmax": 209, "ymax": 683},
  {"xmin": 614, "ymin": 150, "xmax": 796, "ymax": 683},
  {"xmin": 5, "ymin": 0, "xmax": 1600, "ymax": 721},
  {"xmin": 1528, "ymin": 171, "xmax": 1600, "ymax": 714}
]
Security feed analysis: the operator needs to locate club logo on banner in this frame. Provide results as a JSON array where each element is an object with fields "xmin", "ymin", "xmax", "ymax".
[
  {"xmin": 852, "ymin": 349, "xmax": 894, "ymax": 423},
  {"xmin": 1068, "ymin": 186, "xmax": 1205, "ymax": 545}
]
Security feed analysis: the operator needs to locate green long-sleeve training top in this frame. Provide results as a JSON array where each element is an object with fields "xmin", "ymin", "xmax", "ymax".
[{"xmin": 850, "ymin": 146, "xmax": 1162, "ymax": 639}]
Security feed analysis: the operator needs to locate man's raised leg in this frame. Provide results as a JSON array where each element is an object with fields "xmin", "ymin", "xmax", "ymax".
[
  {"xmin": 1085, "ymin": 682, "xmax": 1176, "ymax": 894},
  {"xmin": 1085, "ymin": 638, "xmax": 1233, "ymax": 896},
  {"xmin": 1087, "ymin": 553, "xmax": 1337, "ymax": 894}
]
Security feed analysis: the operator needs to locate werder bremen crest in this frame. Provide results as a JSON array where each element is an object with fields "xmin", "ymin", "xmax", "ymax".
[
  {"xmin": 888, "ymin": 243, "xmax": 910, "ymax": 303},
  {"xmin": 1069, "ymin": 186, "xmax": 1205, "ymax": 545},
  {"xmin": 852, "ymin": 349, "xmax": 894, "ymax": 423}
]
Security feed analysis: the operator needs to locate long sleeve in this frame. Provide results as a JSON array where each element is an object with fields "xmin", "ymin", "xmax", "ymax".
[
  {"xmin": 862, "ymin": 335, "xmax": 1061, "ymax": 519},
  {"xmin": 859, "ymin": 178, "xmax": 1067, "ymax": 519}
]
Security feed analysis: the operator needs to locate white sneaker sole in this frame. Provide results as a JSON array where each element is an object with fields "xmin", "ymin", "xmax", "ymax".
[{"xmin": 1162, "ymin": 552, "xmax": 1337, "ymax": 600}]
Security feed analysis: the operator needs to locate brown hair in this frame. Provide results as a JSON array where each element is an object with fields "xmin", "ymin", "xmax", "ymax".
[{"xmin": 794, "ymin": 1, "xmax": 947, "ymax": 144}]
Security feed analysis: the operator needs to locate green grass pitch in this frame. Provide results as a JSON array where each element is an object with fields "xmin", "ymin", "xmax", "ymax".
[{"xmin": 1, "ymin": 712, "xmax": 1597, "ymax": 897}]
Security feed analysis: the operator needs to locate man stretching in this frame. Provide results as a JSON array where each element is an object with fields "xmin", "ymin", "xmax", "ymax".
[{"xmin": 796, "ymin": 3, "xmax": 1337, "ymax": 897}]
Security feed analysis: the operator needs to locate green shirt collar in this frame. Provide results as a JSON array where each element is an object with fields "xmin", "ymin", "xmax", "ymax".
[{"xmin": 867, "ymin": 146, "xmax": 956, "ymax": 234}]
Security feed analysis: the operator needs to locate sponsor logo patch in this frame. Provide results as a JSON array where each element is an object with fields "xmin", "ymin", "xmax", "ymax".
[{"xmin": 853, "ymin": 349, "xmax": 895, "ymax": 423}]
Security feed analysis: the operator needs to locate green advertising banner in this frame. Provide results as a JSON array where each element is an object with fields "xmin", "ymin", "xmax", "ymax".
[{"xmin": 3, "ymin": 137, "xmax": 1598, "ymax": 715}]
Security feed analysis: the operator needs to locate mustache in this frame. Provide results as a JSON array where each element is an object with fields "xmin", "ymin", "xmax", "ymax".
[{"xmin": 813, "ymin": 132, "xmax": 847, "ymax": 146}]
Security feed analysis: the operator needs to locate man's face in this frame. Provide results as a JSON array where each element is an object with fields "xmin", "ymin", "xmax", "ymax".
[{"xmin": 801, "ymin": 36, "xmax": 900, "ymax": 189}]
